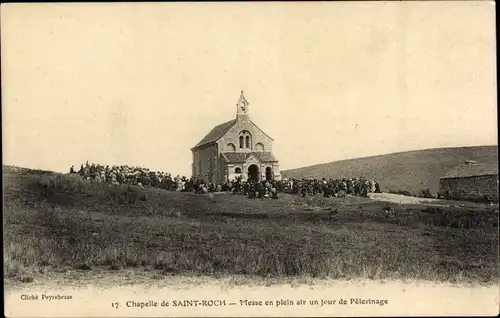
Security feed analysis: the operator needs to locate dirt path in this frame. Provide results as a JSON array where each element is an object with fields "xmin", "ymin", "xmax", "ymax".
[{"xmin": 368, "ymin": 192, "xmax": 480, "ymax": 206}]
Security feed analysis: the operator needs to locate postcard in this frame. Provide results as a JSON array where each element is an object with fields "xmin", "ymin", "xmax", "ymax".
[{"xmin": 2, "ymin": 1, "xmax": 498, "ymax": 317}]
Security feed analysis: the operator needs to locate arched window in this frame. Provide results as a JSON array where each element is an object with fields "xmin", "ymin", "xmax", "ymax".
[
  {"xmin": 235, "ymin": 167, "xmax": 242, "ymax": 173},
  {"xmin": 225, "ymin": 143, "xmax": 236, "ymax": 152},
  {"xmin": 255, "ymin": 142, "xmax": 264, "ymax": 151},
  {"xmin": 238, "ymin": 130, "xmax": 252, "ymax": 149}
]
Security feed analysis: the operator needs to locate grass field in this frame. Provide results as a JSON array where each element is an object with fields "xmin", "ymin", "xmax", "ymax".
[
  {"xmin": 282, "ymin": 145, "xmax": 498, "ymax": 195},
  {"xmin": 3, "ymin": 166, "xmax": 499, "ymax": 286}
]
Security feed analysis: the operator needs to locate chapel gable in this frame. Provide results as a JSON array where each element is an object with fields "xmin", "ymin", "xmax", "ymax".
[{"xmin": 218, "ymin": 120, "xmax": 273, "ymax": 152}]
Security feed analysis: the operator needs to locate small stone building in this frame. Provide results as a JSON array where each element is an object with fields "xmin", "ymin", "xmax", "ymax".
[
  {"xmin": 439, "ymin": 161, "xmax": 499, "ymax": 202},
  {"xmin": 191, "ymin": 91, "xmax": 281, "ymax": 184}
]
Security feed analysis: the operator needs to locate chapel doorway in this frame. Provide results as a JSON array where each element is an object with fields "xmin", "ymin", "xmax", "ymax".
[
  {"xmin": 247, "ymin": 164, "xmax": 260, "ymax": 182},
  {"xmin": 265, "ymin": 167, "xmax": 273, "ymax": 181}
]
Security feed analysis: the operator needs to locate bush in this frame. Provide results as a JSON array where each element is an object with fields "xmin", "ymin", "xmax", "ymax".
[
  {"xmin": 421, "ymin": 207, "xmax": 443, "ymax": 214},
  {"xmin": 419, "ymin": 188, "xmax": 433, "ymax": 198},
  {"xmin": 393, "ymin": 189, "xmax": 413, "ymax": 197},
  {"xmin": 75, "ymin": 263, "xmax": 91, "ymax": 271}
]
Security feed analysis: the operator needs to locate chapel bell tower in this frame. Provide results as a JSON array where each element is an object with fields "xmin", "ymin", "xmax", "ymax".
[{"xmin": 236, "ymin": 90, "xmax": 249, "ymax": 120}]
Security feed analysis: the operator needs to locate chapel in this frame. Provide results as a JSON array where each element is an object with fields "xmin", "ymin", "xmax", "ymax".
[{"xmin": 191, "ymin": 91, "xmax": 281, "ymax": 184}]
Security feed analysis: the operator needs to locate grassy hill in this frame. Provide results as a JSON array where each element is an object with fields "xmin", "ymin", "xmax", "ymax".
[
  {"xmin": 282, "ymin": 146, "xmax": 498, "ymax": 195},
  {"xmin": 3, "ymin": 166, "xmax": 499, "ymax": 286}
]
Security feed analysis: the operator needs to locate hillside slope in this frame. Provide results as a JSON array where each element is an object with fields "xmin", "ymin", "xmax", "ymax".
[
  {"xmin": 3, "ymin": 166, "xmax": 499, "ymax": 285},
  {"xmin": 282, "ymin": 146, "xmax": 498, "ymax": 194}
]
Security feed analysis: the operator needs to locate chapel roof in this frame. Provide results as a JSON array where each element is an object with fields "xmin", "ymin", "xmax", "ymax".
[
  {"xmin": 221, "ymin": 152, "xmax": 277, "ymax": 163},
  {"xmin": 252, "ymin": 152, "xmax": 277, "ymax": 162},
  {"xmin": 193, "ymin": 119, "xmax": 237, "ymax": 148},
  {"xmin": 441, "ymin": 162, "xmax": 498, "ymax": 179},
  {"xmin": 220, "ymin": 152, "xmax": 247, "ymax": 163}
]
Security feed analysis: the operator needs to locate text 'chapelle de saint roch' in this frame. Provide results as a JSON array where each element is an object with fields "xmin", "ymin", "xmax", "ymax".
[{"xmin": 116, "ymin": 297, "xmax": 388, "ymax": 309}]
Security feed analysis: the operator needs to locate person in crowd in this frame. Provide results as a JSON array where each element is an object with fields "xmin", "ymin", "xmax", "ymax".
[
  {"xmin": 257, "ymin": 181, "xmax": 266, "ymax": 199},
  {"xmin": 271, "ymin": 186, "xmax": 279, "ymax": 199},
  {"xmin": 248, "ymin": 181, "xmax": 256, "ymax": 199},
  {"xmin": 243, "ymin": 182, "xmax": 249, "ymax": 196},
  {"xmin": 300, "ymin": 180, "xmax": 308, "ymax": 198}
]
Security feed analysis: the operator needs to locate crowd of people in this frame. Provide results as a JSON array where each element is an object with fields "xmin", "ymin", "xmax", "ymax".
[
  {"xmin": 282, "ymin": 178, "xmax": 381, "ymax": 198},
  {"xmin": 70, "ymin": 162, "xmax": 191, "ymax": 191},
  {"xmin": 192, "ymin": 178, "xmax": 281, "ymax": 199},
  {"xmin": 69, "ymin": 162, "xmax": 380, "ymax": 199}
]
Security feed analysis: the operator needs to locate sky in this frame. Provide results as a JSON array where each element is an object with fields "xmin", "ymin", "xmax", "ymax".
[{"xmin": 2, "ymin": 2, "xmax": 497, "ymax": 177}]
